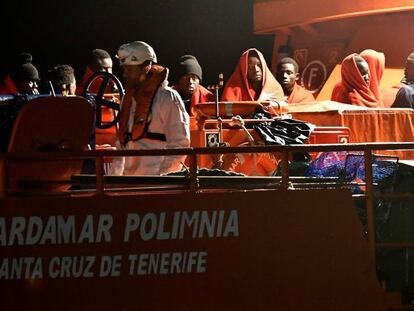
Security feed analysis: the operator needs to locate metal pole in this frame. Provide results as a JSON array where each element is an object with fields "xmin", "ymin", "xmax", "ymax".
[
  {"xmin": 0, "ymin": 159, "xmax": 6, "ymax": 198},
  {"xmin": 188, "ymin": 150, "xmax": 199, "ymax": 190},
  {"xmin": 364, "ymin": 149, "xmax": 376, "ymax": 263},
  {"xmin": 281, "ymin": 150, "xmax": 289, "ymax": 189},
  {"xmin": 96, "ymin": 156, "xmax": 105, "ymax": 196},
  {"xmin": 215, "ymin": 87, "xmax": 220, "ymax": 119}
]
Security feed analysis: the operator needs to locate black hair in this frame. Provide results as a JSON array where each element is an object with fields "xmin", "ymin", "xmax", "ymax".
[
  {"xmin": 248, "ymin": 50, "xmax": 260, "ymax": 59},
  {"xmin": 11, "ymin": 52, "xmax": 40, "ymax": 82},
  {"xmin": 354, "ymin": 54, "xmax": 365, "ymax": 62},
  {"xmin": 277, "ymin": 57, "xmax": 299, "ymax": 73},
  {"xmin": 176, "ymin": 55, "xmax": 202, "ymax": 81},
  {"xmin": 89, "ymin": 49, "xmax": 111, "ymax": 65},
  {"xmin": 48, "ymin": 64, "xmax": 75, "ymax": 89}
]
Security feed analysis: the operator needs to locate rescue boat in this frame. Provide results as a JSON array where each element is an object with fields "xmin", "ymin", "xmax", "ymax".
[{"xmin": 1, "ymin": 1, "xmax": 414, "ymax": 310}]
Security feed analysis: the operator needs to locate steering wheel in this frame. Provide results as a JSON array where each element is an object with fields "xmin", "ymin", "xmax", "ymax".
[{"xmin": 82, "ymin": 71, "xmax": 125, "ymax": 129}]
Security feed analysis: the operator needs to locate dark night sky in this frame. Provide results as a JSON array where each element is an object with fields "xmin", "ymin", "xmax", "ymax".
[{"xmin": 2, "ymin": 0, "xmax": 274, "ymax": 86}]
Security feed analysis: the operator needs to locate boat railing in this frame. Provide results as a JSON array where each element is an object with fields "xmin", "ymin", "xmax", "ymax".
[{"xmin": 2, "ymin": 141, "xmax": 414, "ymax": 268}]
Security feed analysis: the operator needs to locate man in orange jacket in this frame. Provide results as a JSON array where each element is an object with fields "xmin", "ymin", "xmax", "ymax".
[
  {"xmin": 172, "ymin": 55, "xmax": 214, "ymax": 115},
  {"xmin": 110, "ymin": 41, "xmax": 190, "ymax": 175}
]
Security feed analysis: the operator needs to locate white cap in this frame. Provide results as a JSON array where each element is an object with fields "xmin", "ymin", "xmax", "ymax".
[{"xmin": 116, "ymin": 41, "xmax": 157, "ymax": 66}]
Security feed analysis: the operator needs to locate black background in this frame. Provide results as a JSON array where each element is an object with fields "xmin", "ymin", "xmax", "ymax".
[{"xmin": 2, "ymin": 0, "xmax": 274, "ymax": 87}]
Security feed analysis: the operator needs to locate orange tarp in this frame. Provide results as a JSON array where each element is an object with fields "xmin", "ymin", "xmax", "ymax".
[{"xmin": 289, "ymin": 101, "xmax": 414, "ymax": 159}]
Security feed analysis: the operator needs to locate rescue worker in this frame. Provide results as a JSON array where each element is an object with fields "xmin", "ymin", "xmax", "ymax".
[
  {"xmin": 392, "ymin": 52, "xmax": 414, "ymax": 108},
  {"xmin": 221, "ymin": 48, "xmax": 284, "ymax": 103},
  {"xmin": 111, "ymin": 41, "xmax": 190, "ymax": 175},
  {"xmin": 331, "ymin": 53, "xmax": 379, "ymax": 108},
  {"xmin": 77, "ymin": 48, "xmax": 116, "ymax": 94},
  {"xmin": 0, "ymin": 52, "xmax": 40, "ymax": 95},
  {"xmin": 172, "ymin": 55, "xmax": 214, "ymax": 115},
  {"xmin": 276, "ymin": 57, "xmax": 314, "ymax": 104}
]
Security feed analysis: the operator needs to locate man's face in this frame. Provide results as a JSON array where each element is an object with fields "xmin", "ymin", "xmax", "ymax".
[
  {"xmin": 356, "ymin": 58, "xmax": 370, "ymax": 85},
  {"xmin": 277, "ymin": 63, "xmax": 298, "ymax": 93},
  {"xmin": 121, "ymin": 61, "xmax": 151, "ymax": 88},
  {"xmin": 93, "ymin": 57, "xmax": 113, "ymax": 73},
  {"xmin": 177, "ymin": 74, "xmax": 200, "ymax": 98},
  {"xmin": 247, "ymin": 56, "xmax": 263, "ymax": 84},
  {"xmin": 16, "ymin": 80, "xmax": 39, "ymax": 95},
  {"xmin": 405, "ymin": 59, "xmax": 414, "ymax": 82},
  {"xmin": 67, "ymin": 77, "xmax": 77, "ymax": 96}
]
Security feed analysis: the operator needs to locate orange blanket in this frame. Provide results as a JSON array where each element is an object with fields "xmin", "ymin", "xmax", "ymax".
[
  {"xmin": 191, "ymin": 85, "xmax": 214, "ymax": 105},
  {"xmin": 331, "ymin": 53, "xmax": 380, "ymax": 108},
  {"xmin": 173, "ymin": 84, "xmax": 214, "ymax": 116},
  {"xmin": 360, "ymin": 49, "xmax": 385, "ymax": 106},
  {"xmin": 0, "ymin": 76, "xmax": 18, "ymax": 94},
  {"xmin": 290, "ymin": 101, "xmax": 414, "ymax": 160},
  {"xmin": 287, "ymin": 83, "xmax": 315, "ymax": 104},
  {"xmin": 221, "ymin": 48, "xmax": 284, "ymax": 102}
]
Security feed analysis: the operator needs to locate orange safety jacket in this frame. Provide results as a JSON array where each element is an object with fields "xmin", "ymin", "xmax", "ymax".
[{"xmin": 0, "ymin": 76, "xmax": 18, "ymax": 94}]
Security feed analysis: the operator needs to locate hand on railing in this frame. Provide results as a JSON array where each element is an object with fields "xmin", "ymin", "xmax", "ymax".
[{"xmin": 229, "ymin": 115, "xmax": 255, "ymax": 144}]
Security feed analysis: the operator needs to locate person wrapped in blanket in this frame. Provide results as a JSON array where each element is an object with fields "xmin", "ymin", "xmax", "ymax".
[
  {"xmin": 331, "ymin": 52, "xmax": 383, "ymax": 108},
  {"xmin": 275, "ymin": 57, "xmax": 315, "ymax": 104},
  {"xmin": 219, "ymin": 48, "xmax": 314, "ymax": 175},
  {"xmin": 221, "ymin": 48, "xmax": 284, "ymax": 112}
]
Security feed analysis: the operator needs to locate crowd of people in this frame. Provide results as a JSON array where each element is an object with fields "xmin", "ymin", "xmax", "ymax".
[{"xmin": 1, "ymin": 41, "xmax": 413, "ymax": 176}]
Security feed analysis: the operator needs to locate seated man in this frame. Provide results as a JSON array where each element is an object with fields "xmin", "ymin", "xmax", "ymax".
[
  {"xmin": 332, "ymin": 49, "xmax": 385, "ymax": 107},
  {"xmin": 0, "ymin": 52, "xmax": 40, "ymax": 95},
  {"xmin": 48, "ymin": 64, "xmax": 96, "ymax": 176},
  {"xmin": 77, "ymin": 48, "xmax": 116, "ymax": 94},
  {"xmin": 0, "ymin": 53, "xmax": 41, "ymax": 151},
  {"xmin": 172, "ymin": 55, "xmax": 214, "ymax": 115},
  {"xmin": 111, "ymin": 41, "xmax": 190, "ymax": 175},
  {"xmin": 331, "ymin": 53, "xmax": 379, "ymax": 108},
  {"xmin": 382, "ymin": 82, "xmax": 404, "ymax": 108},
  {"xmin": 392, "ymin": 52, "xmax": 414, "ymax": 108},
  {"xmin": 221, "ymin": 48, "xmax": 284, "ymax": 103},
  {"xmin": 276, "ymin": 57, "xmax": 314, "ymax": 104},
  {"xmin": 48, "ymin": 64, "xmax": 77, "ymax": 96}
]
